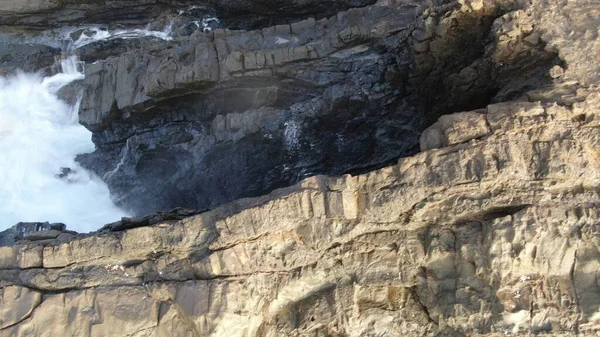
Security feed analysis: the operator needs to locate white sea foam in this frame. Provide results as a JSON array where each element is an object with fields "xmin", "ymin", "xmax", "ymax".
[
  {"xmin": 0, "ymin": 23, "xmax": 174, "ymax": 50},
  {"xmin": 0, "ymin": 56, "xmax": 128, "ymax": 232},
  {"xmin": 65, "ymin": 24, "xmax": 173, "ymax": 49},
  {"xmin": 0, "ymin": 13, "xmax": 221, "ymax": 232}
]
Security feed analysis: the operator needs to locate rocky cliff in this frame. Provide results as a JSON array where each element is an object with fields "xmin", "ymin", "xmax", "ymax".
[
  {"xmin": 2, "ymin": 0, "xmax": 600, "ymax": 336},
  {"xmin": 73, "ymin": 0, "xmax": 557, "ymax": 215}
]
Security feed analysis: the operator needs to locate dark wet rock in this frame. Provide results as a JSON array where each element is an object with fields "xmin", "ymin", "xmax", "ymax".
[
  {"xmin": 210, "ymin": 0, "xmax": 377, "ymax": 29},
  {"xmin": 54, "ymin": 167, "xmax": 83, "ymax": 183},
  {"xmin": 0, "ymin": 1, "xmax": 193, "ymax": 27},
  {"xmin": 56, "ymin": 167, "xmax": 75, "ymax": 179},
  {"xmin": 0, "ymin": 42, "xmax": 60, "ymax": 75},
  {"xmin": 25, "ymin": 230, "xmax": 64, "ymax": 241},
  {"xmin": 76, "ymin": 4, "xmax": 427, "ymax": 215},
  {"xmin": 0, "ymin": 0, "xmax": 375, "ymax": 29},
  {"xmin": 69, "ymin": 27, "xmax": 103, "ymax": 42},
  {"xmin": 73, "ymin": 0, "xmax": 558, "ymax": 216},
  {"xmin": 101, "ymin": 207, "xmax": 200, "ymax": 232},
  {"xmin": 145, "ymin": 8, "xmax": 223, "ymax": 37},
  {"xmin": 56, "ymin": 79, "xmax": 84, "ymax": 105},
  {"xmin": 74, "ymin": 36, "xmax": 169, "ymax": 63},
  {"xmin": 0, "ymin": 222, "xmax": 67, "ymax": 247}
]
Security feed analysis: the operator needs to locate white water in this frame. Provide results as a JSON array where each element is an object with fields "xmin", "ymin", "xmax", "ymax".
[
  {"xmin": 65, "ymin": 24, "xmax": 173, "ymax": 49},
  {"xmin": 0, "ymin": 24, "xmax": 175, "ymax": 50},
  {"xmin": 0, "ymin": 13, "xmax": 218, "ymax": 232},
  {"xmin": 0, "ymin": 57, "xmax": 128, "ymax": 232}
]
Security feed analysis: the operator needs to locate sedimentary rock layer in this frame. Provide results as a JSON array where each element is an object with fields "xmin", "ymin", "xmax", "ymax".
[
  {"xmin": 75, "ymin": 0, "xmax": 558, "ymax": 216},
  {"xmin": 3, "ymin": 90, "xmax": 600, "ymax": 336},
  {"xmin": 1, "ymin": 0, "xmax": 600, "ymax": 336}
]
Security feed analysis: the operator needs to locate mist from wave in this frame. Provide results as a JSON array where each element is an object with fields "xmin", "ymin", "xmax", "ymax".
[
  {"xmin": 0, "ymin": 11, "xmax": 222, "ymax": 232},
  {"xmin": 0, "ymin": 56, "xmax": 130, "ymax": 232}
]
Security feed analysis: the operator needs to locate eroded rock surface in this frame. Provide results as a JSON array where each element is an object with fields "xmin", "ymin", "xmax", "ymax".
[
  {"xmin": 3, "ymin": 91, "xmax": 600, "ymax": 335},
  {"xmin": 0, "ymin": 43, "xmax": 60, "ymax": 75},
  {"xmin": 74, "ymin": 0, "xmax": 560, "ymax": 216},
  {"xmin": 0, "ymin": 0, "xmax": 376, "ymax": 29},
  {"xmin": 2, "ymin": 0, "xmax": 600, "ymax": 336}
]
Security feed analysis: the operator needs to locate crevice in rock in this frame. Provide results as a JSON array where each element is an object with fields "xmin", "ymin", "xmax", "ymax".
[
  {"xmin": 0, "ymin": 291, "xmax": 43, "ymax": 331},
  {"xmin": 122, "ymin": 326, "xmax": 158, "ymax": 337},
  {"xmin": 403, "ymin": 3, "xmax": 561, "ymax": 126},
  {"xmin": 570, "ymin": 249, "xmax": 581, "ymax": 317},
  {"xmin": 410, "ymin": 285, "xmax": 438, "ymax": 325},
  {"xmin": 480, "ymin": 204, "xmax": 533, "ymax": 221}
]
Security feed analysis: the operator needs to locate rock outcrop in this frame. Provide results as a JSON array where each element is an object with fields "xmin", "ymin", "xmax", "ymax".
[
  {"xmin": 2, "ymin": 0, "xmax": 600, "ymax": 336},
  {"xmin": 75, "ymin": 2, "xmax": 428, "ymax": 215},
  {"xmin": 0, "ymin": 223, "xmax": 67, "ymax": 247},
  {"xmin": 0, "ymin": 0, "xmax": 375, "ymax": 29},
  {"xmin": 74, "ymin": 0, "xmax": 559, "ymax": 216},
  {"xmin": 3, "ymin": 90, "xmax": 600, "ymax": 335},
  {"xmin": 0, "ymin": 43, "xmax": 60, "ymax": 76}
]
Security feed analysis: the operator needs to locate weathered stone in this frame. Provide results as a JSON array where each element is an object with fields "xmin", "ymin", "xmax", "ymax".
[
  {"xmin": 1, "ymin": 0, "xmax": 600, "ymax": 336},
  {"xmin": 0, "ymin": 43, "xmax": 60, "ymax": 75},
  {"xmin": 0, "ymin": 286, "xmax": 41, "ymax": 329},
  {"xmin": 4, "ymin": 90, "xmax": 600, "ymax": 335},
  {"xmin": 420, "ymin": 111, "xmax": 490, "ymax": 150}
]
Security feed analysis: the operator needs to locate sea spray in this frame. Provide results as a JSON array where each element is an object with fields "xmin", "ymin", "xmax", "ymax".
[
  {"xmin": 0, "ymin": 56, "xmax": 128, "ymax": 232},
  {"xmin": 0, "ymin": 14, "xmax": 215, "ymax": 232}
]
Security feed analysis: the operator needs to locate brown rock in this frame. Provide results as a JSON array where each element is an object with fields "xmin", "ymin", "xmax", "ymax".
[
  {"xmin": 420, "ymin": 110, "xmax": 490, "ymax": 151},
  {"xmin": 0, "ymin": 286, "xmax": 41, "ymax": 329},
  {"xmin": 2, "ymin": 0, "xmax": 600, "ymax": 336}
]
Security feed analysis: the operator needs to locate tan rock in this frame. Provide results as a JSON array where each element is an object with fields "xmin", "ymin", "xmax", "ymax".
[
  {"xmin": 3, "ymin": 0, "xmax": 600, "ymax": 336},
  {"xmin": 0, "ymin": 286, "xmax": 41, "ymax": 329},
  {"xmin": 420, "ymin": 111, "xmax": 490, "ymax": 151}
]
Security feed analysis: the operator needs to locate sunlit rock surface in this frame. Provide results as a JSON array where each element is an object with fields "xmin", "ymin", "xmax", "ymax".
[{"xmin": 2, "ymin": 0, "xmax": 600, "ymax": 336}]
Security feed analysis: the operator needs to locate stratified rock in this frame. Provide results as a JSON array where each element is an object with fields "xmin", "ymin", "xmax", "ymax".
[
  {"xmin": 0, "ymin": 0, "xmax": 376, "ymax": 28},
  {"xmin": 78, "ymin": 0, "xmax": 551, "ymax": 216},
  {"xmin": 211, "ymin": 0, "xmax": 377, "ymax": 28},
  {"xmin": 73, "ymin": 36, "xmax": 167, "ymax": 63},
  {"xmin": 3, "ymin": 90, "xmax": 600, "ymax": 335},
  {"xmin": 0, "ymin": 0, "xmax": 189, "ymax": 27},
  {"xmin": 420, "ymin": 110, "xmax": 490, "ymax": 151},
  {"xmin": 101, "ymin": 207, "xmax": 200, "ymax": 232},
  {"xmin": 1, "ymin": 0, "xmax": 599, "ymax": 336},
  {"xmin": 24, "ymin": 230, "xmax": 64, "ymax": 241}
]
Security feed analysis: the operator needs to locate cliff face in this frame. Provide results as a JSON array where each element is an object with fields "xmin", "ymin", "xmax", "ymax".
[
  {"xmin": 0, "ymin": 0, "xmax": 375, "ymax": 28},
  {"xmin": 4, "ymin": 94, "xmax": 600, "ymax": 336},
  {"xmin": 72, "ymin": 0, "xmax": 557, "ymax": 216},
  {"xmin": 2, "ymin": 0, "xmax": 600, "ymax": 336}
]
